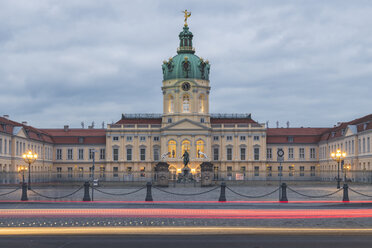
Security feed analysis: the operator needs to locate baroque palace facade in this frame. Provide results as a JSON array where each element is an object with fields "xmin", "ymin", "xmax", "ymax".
[{"xmin": 0, "ymin": 21, "xmax": 371, "ymax": 182}]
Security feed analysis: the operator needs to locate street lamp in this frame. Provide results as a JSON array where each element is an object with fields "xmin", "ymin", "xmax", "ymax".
[
  {"xmin": 90, "ymin": 149, "xmax": 98, "ymax": 201},
  {"xmin": 17, "ymin": 165, "xmax": 28, "ymax": 184},
  {"xmin": 330, "ymin": 149, "xmax": 346, "ymax": 189},
  {"xmin": 22, "ymin": 150, "xmax": 38, "ymax": 190},
  {"xmin": 344, "ymin": 163, "xmax": 351, "ymax": 183}
]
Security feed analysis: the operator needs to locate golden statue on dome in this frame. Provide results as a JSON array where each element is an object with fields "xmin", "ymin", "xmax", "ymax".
[{"xmin": 182, "ymin": 10, "xmax": 191, "ymax": 26}]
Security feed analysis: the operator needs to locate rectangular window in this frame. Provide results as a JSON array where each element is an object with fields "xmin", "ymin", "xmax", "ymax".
[
  {"xmin": 267, "ymin": 148, "xmax": 272, "ymax": 159},
  {"xmin": 254, "ymin": 166, "xmax": 259, "ymax": 176},
  {"xmin": 113, "ymin": 136, "xmax": 119, "ymax": 141},
  {"xmin": 253, "ymin": 136, "xmax": 259, "ymax": 141},
  {"xmin": 4, "ymin": 139, "xmax": 7, "ymax": 154},
  {"xmin": 127, "ymin": 148, "xmax": 132, "ymax": 161},
  {"xmin": 310, "ymin": 166, "xmax": 316, "ymax": 176},
  {"xmin": 352, "ymin": 140, "xmax": 354, "ymax": 154},
  {"xmin": 299, "ymin": 148, "xmax": 305, "ymax": 159},
  {"xmin": 68, "ymin": 167, "xmax": 73, "ymax": 178},
  {"xmin": 240, "ymin": 147, "xmax": 246, "ymax": 160},
  {"xmin": 266, "ymin": 166, "xmax": 272, "ymax": 177},
  {"xmin": 113, "ymin": 167, "xmax": 118, "ymax": 177},
  {"xmin": 227, "ymin": 166, "xmax": 232, "ymax": 178},
  {"xmin": 213, "ymin": 136, "xmax": 219, "ymax": 141},
  {"xmin": 240, "ymin": 136, "xmax": 246, "ymax": 141},
  {"xmin": 288, "ymin": 136, "xmax": 294, "ymax": 143},
  {"xmin": 289, "ymin": 165, "xmax": 294, "ymax": 177},
  {"xmin": 300, "ymin": 166, "xmax": 305, "ymax": 177},
  {"xmin": 167, "ymin": 118, "xmax": 172, "ymax": 123},
  {"xmin": 359, "ymin": 139, "xmax": 361, "ymax": 153},
  {"xmin": 57, "ymin": 167, "xmax": 62, "ymax": 178},
  {"xmin": 153, "ymin": 136, "xmax": 160, "ymax": 142},
  {"xmin": 200, "ymin": 118, "xmax": 205, "ymax": 123},
  {"xmin": 78, "ymin": 167, "xmax": 84, "ymax": 178},
  {"xmin": 56, "ymin": 149, "xmax": 62, "ymax": 160},
  {"xmin": 126, "ymin": 136, "xmax": 132, "ymax": 142},
  {"xmin": 254, "ymin": 147, "xmax": 259, "ymax": 161},
  {"xmin": 67, "ymin": 149, "xmax": 73, "ymax": 160},
  {"xmin": 226, "ymin": 147, "xmax": 232, "ymax": 161},
  {"xmin": 16, "ymin": 141, "xmax": 18, "ymax": 155},
  {"xmin": 140, "ymin": 148, "xmax": 146, "ymax": 161},
  {"xmin": 140, "ymin": 167, "xmax": 145, "ymax": 177},
  {"xmin": 310, "ymin": 148, "xmax": 316, "ymax": 159},
  {"xmin": 78, "ymin": 149, "xmax": 84, "ymax": 160},
  {"xmin": 213, "ymin": 147, "xmax": 219, "ymax": 161},
  {"xmin": 363, "ymin": 138, "xmax": 366, "ymax": 153},
  {"xmin": 154, "ymin": 147, "xmax": 159, "ymax": 161},
  {"xmin": 0, "ymin": 138, "xmax": 2, "ymax": 154},
  {"xmin": 278, "ymin": 166, "xmax": 283, "ymax": 176},
  {"xmin": 368, "ymin": 137, "xmax": 370, "ymax": 153},
  {"xmin": 100, "ymin": 148, "xmax": 105, "ymax": 160},
  {"xmin": 140, "ymin": 136, "xmax": 146, "ymax": 142},
  {"xmin": 113, "ymin": 148, "xmax": 119, "ymax": 161},
  {"xmin": 226, "ymin": 136, "xmax": 233, "ymax": 141},
  {"xmin": 288, "ymin": 148, "xmax": 294, "ymax": 159},
  {"xmin": 89, "ymin": 149, "xmax": 95, "ymax": 160}
]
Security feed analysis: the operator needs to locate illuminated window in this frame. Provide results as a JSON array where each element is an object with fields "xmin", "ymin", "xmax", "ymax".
[
  {"xmin": 182, "ymin": 140, "xmax": 190, "ymax": 155},
  {"xmin": 168, "ymin": 140, "xmax": 176, "ymax": 158},
  {"xmin": 199, "ymin": 94, "xmax": 205, "ymax": 113},
  {"xmin": 183, "ymin": 95, "xmax": 190, "ymax": 112},
  {"xmin": 196, "ymin": 140, "xmax": 204, "ymax": 158}
]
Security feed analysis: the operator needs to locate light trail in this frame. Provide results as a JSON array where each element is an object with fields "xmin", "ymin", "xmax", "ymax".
[
  {"xmin": 1, "ymin": 227, "xmax": 372, "ymax": 236},
  {"xmin": 1, "ymin": 208, "xmax": 372, "ymax": 219}
]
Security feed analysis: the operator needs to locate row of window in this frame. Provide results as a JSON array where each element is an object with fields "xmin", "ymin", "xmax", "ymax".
[
  {"xmin": 112, "ymin": 147, "xmax": 159, "ymax": 161},
  {"xmin": 0, "ymin": 138, "xmax": 11, "ymax": 155},
  {"xmin": 112, "ymin": 136, "xmax": 160, "ymax": 142},
  {"xmin": 266, "ymin": 148, "xmax": 316, "ymax": 160},
  {"xmin": 213, "ymin": 147, "xmax": 260, "ymax": 161},
  {"xmin": 213, "ymin": 135, "xmax": 260, "ymax": 141},
  {"xmin": 167, "ymin": 94, "xmax": 206, "ymax": 114},
  {"xmin": 320, "ymin": 137, "xmax": 371, "ymax": 159},
  {"xmin": 0, "ymin": 138, "xmax": 53, "ymax": 160},
  {"xmin": 56, "ymin": 148, "xmax": 106, "ymax": 160}
]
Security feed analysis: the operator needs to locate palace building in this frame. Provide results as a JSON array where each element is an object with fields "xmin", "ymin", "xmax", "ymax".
[{"xmin": 0, "ymin": 19, "xmax": 371, "ymax": 183}]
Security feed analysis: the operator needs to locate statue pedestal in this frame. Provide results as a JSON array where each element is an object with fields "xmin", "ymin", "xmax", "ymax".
[
  {"xmin": 155, "ymin": 162, "xmax": 170, "ymax": 187},
  {"xmin": 200, "ymin": 162, "xmax": 214, "ymax": 187}
]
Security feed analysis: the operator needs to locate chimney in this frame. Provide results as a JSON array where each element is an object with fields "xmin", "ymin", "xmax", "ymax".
[
  {"xmin": 3, "ymin": 115, "xmax": 9, "ymax": 119},
  {"xmin": 64, "ymin": 125, "xmax": 69, "ymax": 132},
  {"xmin": 22, "ymin": 121, "xmax": 27, "ymax": 125}
]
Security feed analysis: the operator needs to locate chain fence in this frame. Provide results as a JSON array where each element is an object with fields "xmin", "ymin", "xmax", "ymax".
[
  {"xmin": 153, "ymin": 186, "xmax": 219, "ymax": 196},
  {"xmin": 287, "ymin": 186, "xmax": 343, "ymax": 198},
  {"xmin": 29, "ymin": 186, "xmax": 83, "ymax": 200},
  {"xmin": 91, "ymin": 186, "xmax": 146, "ymax": 196},
  {"xmin": 0, "ymin": 187, "xmax": 21, "ymax": 197},
  {"xmin": 349, "ymin": 187, "xmax": 372, "ymax": 198},
  {"xmin": 226, "ymin": 186, "xmax": 280, "ymax": 199}
]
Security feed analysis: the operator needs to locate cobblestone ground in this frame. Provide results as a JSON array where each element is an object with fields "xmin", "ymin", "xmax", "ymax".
[{"xmin": 1, "ymin": 182, "xmax": 372, "ymax": 201}]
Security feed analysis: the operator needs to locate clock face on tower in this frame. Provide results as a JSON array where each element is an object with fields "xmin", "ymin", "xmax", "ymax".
[{"xmin": 181, "ymin": 82, "xmax": 191, "ymax": 91}]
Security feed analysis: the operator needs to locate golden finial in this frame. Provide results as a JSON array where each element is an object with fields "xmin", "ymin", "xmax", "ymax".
[{"xmin": 182, "ymin": 10, "xmax": 191, "ymax": 26}]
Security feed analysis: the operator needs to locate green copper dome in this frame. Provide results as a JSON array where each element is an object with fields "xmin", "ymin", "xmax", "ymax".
[{"xmin": 162, "ymin": 26, "xmax": 210, "ymax": 81}]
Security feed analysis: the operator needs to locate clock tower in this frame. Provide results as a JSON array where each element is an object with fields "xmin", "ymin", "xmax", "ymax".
[{"xmin": 161, "ymin": 21, "xmax": 211, "ymax": 126}]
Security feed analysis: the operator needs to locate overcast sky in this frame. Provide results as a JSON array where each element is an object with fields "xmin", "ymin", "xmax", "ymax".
[{"xmin": 0, "ymin": 0, "xmax": 371, "ymax": 129}]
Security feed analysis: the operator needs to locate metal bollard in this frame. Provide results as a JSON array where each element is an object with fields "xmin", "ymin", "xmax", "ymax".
[
  {"xmin": 343, "ymin": 184, "xmax": 350, "ymax": 202},
  {"xmin": 83, "ymin": 182, "xmax": 91, "ymax": 201},
  {"xmin": 21, "ymin": 183, "xmax": 28, "ymax": 201},
  {"xmin": 280, "ymin": 183, "xmax": 288, "ymax": 202},
  {"xmin": 218, "ymin": 182, "xmax": 226, "ymax": 202},
  {"xmin": 145, "ymin": 182, "xmax": 153, "ymax": 201}
]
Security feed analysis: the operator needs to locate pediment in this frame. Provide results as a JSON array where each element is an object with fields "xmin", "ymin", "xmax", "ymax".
[
  {"xmin": 162, "ymin": 118, "xmax": 210, "ymax": 131},
  {"xmin": 345, "ymin": 125, "xmax": 357, "ymax": 136},
  {"xmin": 13, "ymin": 126, "xmax": 28, "ymax": 138}
]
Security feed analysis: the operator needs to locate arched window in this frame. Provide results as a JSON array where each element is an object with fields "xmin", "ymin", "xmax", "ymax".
[
  {"xmin": 168, "ymin": 95, "xmax": 174, "ymax": 113},
  {"xmin": 183, "ymin": 95, "xmax": 190, "ymax": 113},
  {"xmin": 182, "ymin": 140, "xmax": 190, "ymax": 155},
  {"xmin": 199, "ymin": 94, "xmax": 205, "ymax": 113},
  {"xmin": 196, "ymin": 140, "xmax": 205, "ymax": 158},
  {"xmin": 168, "ymin": 140, "xmax": 176, "ymax": 158}
]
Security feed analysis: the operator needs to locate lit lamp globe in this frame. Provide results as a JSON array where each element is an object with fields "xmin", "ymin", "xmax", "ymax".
[{"xmin": 22, "ymin": 151, "xmax": 38, "ymax": 189}]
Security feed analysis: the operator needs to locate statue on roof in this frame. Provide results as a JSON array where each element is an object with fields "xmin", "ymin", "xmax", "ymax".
[{"xmin": 182, "ymin": 10, "xmax": 191, "ymax": 26}]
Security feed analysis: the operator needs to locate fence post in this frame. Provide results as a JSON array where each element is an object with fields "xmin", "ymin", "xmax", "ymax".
[
  {"xmin": 21, "ymin": 183, "xmax": 28, "ymax": 201},
  {"xmin": 83, "ymin": 182, "xmax": 91, "ymax": 201},
  {"xmin": 343, "ymin": 184, "xmax": 349, "ymax": 202},
  {"xmin": 218, "ymin": 182, "xmax": 226, "ymax": 202},
  {"xmin": 145, "ymin": 182, "xmax": 153, "ymax": 201},
  {"xmin": 280, "ymin": 183, "xmax": 288, "ymax": 202}
]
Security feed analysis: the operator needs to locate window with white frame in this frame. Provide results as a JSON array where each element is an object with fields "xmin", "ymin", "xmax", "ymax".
[
  {"xmin": 56, "ymin": 149, "xmax": 62, "ymax": 160},
  {"xmin": 240, "ymin": 136, "xmax": 246, "ymax": 141},
  {"xmin": 240, "ymin": 147, "xmax": 246, "ymax": 160},
  {"xmin": 213, "ymin": 147, "xmax": 219, "ymax": 161},
  {"xmin": 153, "ymin": 147, "xmax": 160, "ymax": 161},
  {"xmin": 153, "ymin": 136, "xmax": 160, "ymax": 142},
  {"xmin": 100, "ymin": 148, "xmax": 105, "ymax": 160},
  {"xmin": 126, "ymin": 136, "xmax": 132, "ymax": 142},
  {"xmin": 226, "ymin": 136, "xmax": 232, "ymax": 141},
  {"xmin": 253, "ymin": 136, "xmax": 260, "ymax": 141},
  {"xmin": 113, "ymin": 148, "xmax": 119, "ymax": 161},
  {"xmin": 213, "ymin": 136, "xmax": 219, "ymax": 141},
  {"xmin": 226, "ymin": 147, "xmax": 232, "ymax": 160},
  {"xmin": 352, "ymin": 140, "xmax": 355, "ymax": 154},
  {"xmin": 140, "ymin": 136, "xmax": 146, "ymax": 142},
  {"xmin": 89, "ymin": 149, "xmax": 95, "ymax": 160},
  {"xmin": 310, "ymin": 148, "xmax": 316, "ymax": 159},
  {"xmin": 140, "ymin": 148, "xmax": 146, "ymax": 161},
  {"xmin": 0, "ymin": 138, "xmax": 2, "ymax": 154},
  {"xmin": 288, "ymin": 148, "xmax": 294, "ymax": 159},
  {"xmin": 126, "ymin": 147, "xmax": 132, "ymax": 161},
  {"xmin": 363, "ymin": 138, "xmax": 366, "ymax": 153},
  {"xmin": 112, "ymin": 136, "xmax": 119, "ymax": 141},
  {"xmin": 368, "ymin": 137, "xmax": 370, "ymax": 153},
  {"xmin": 267, "ymin": 148, "xmax": 272, "ymax": 159},
  {"xmin": 67, "ymin": 149, "xmax": 73, "ymax": 160},
  {"xmin": 254, "ymin": 147, "xmax": 260, "ymax": 160},
  {"xmin": 299, "ymin": 148, "xmax": 305, "ymax": 159},
  {"xmin": 78, "ymin": 149, "xmax": 84, "ymax": 160}
]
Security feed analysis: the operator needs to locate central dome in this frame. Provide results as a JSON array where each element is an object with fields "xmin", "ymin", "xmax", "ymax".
[{"xmin": 162, "ymin": 25, "xmax": 210, "ymax": 81}]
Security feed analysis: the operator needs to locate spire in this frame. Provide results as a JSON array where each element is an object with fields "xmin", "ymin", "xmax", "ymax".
[{"xmin": 178, "ymin": 10, "xmax": 195, "ymax": 54}]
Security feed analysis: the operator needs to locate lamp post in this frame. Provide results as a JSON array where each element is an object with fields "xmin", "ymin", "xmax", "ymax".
[
  {"xmin": 90, "ymin": 149, "xmax": 98, "ymax": 201},
  {"xmin": 22, "ymin": 150, "xmax": 38, "ymax": 190},
  {"xmin": 18, "ymin": 165, "xmax": 28, "ymax": 184},
  {"xmin": 344, "ymin": 164, "xmax": 351, "ymax": 182},
  {"xmin": 330, "ymin": 149, "xmax": 346, "ymax": 189}
]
